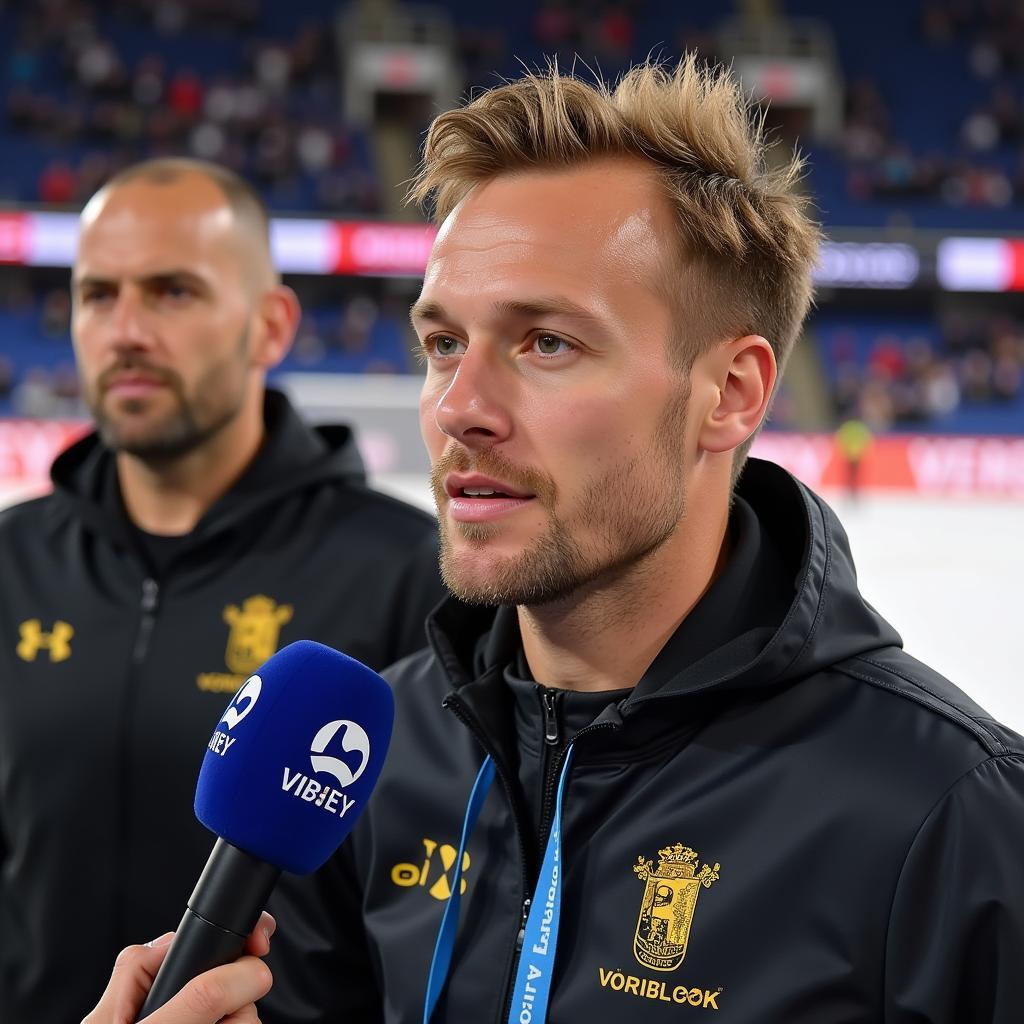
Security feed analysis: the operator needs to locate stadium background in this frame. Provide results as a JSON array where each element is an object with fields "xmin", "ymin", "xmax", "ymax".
[{"xmin": 0, "ymin": 0, "xmax": 1020, "ymax": 727}]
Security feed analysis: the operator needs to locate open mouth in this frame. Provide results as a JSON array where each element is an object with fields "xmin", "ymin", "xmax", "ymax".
[
  {"xmin": 460, "ymin": 486, "xmax": 525, "ymax": 498},
  {"xmin": 443, "ymin": 474, "xmax": 536, "ymax": 521},
  {"xmin": 445, "ymin": 474, "xmax": 535, "ymax": 501}
]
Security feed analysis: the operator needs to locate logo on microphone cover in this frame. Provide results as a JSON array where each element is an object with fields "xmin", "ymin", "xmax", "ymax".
[
  {"xmin": 207, "ymin": 674, "xmax": 262, "ymax": 757},
  {"xmin": 280, "ymin": 719, "xmax": 372, "ymax": 820},
  {"xmin": 310, "ymin": 720, "xmax": 370, "ymax": 787}
]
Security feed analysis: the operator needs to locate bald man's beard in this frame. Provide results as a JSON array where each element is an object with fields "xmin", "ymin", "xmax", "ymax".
[
  {"xmin": 433, "ymin": 380, "xmax": 691, "ymax": 607},
  {"xmin": 87, "ymin": 328, "xmax": 252, "ymax": 462}
]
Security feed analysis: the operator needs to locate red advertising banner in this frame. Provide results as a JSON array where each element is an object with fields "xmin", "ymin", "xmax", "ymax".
[
  {"xmin": 331, "ymin": 221, "xmax": 437, "ymax": 276},
  {"xmin": 1, "ymin": 421, "xmax": 1022, "ymax": 498},
  {"xmin": 1008, "ymin": 240, "xmax": 1024, "ymax": 292},
  {"xmin": 0, "ymin": 212, "xmax": 29, "ymax": 264},
  {"xmin": 753, "ymin": 433, "xmax": 1024, "ymax": 496},
  {"xmin": 0, "ymin": 420, "xmax": 89, "ymax": 490}
]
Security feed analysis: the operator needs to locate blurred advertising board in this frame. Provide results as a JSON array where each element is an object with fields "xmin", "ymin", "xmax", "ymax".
[
  {"xmin": 0, "ymin": 211, "xmax": 438, "ymax": 277},
  {"xmin": 2, "ymin": 418, "xmax": 1022, "ymax": 502},
  {"xmin": 4, "ymin": 210, "xmax": 1008, "ymax": 292},
  {"xmin": 754, "ymin": 433, "xmax": 1024, "ymax": 496},
  {"xmin": 0, "ymin": 419, "xmax": 88, "ymax": 504}
]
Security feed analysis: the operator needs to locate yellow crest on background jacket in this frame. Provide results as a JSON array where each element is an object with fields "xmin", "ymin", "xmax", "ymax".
[
  {"xmin": 222, "ymin": 596, "xmax": 293, "ymax": 674},
  {"xmin": 633, "ymin": 844, "xmax": 720, "ymax": 972}
]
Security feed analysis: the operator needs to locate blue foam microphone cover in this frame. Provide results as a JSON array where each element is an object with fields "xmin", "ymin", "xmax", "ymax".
[{"xmin": 194, "ymin": 640, "xmax": 394, "ymax": 875}]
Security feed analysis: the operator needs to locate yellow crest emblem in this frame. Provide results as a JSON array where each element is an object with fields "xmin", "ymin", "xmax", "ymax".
[
  {"xmin": 633, "ymin": 844, "xmax": 720, "ymax": 972},
  {"xmin": 17, "ymin": 619, "xmax": 74, "ymax": 662},
  {"xmin": 222, "ymin": 596, "xmax": 293, "ymax": 674}
]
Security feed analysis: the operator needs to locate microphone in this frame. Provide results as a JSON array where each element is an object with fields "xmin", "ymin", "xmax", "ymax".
[{"xmin": 137, "ymin": 640, "xmax": 393, "ymax": 1020}]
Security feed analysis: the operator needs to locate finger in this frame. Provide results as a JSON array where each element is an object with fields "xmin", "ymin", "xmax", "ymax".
[
  {"xmin": 81, "ymin": 935, "xmax": 175, "ymax": 1024},
  {"xmin": 154, "ymin": 956, "xmax": 272, "ymax": 1024},
  {"xmin": 243, "ymin": 911, "xmax": 277, "ymax": 958},
  {"xmin": 220, "ymin": 1005, "xmax": 262, "ymax": 1024}
]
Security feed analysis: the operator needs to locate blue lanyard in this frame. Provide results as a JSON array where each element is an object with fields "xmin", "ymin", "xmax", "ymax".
[
  {"xmin": 422, "ymin": 755, "xmax": 496, "ymax": 1023},
  {"xmin": 506, "ymin": 745, "xmax": 574, "ymax": 1024},
  {"xmin": 422, "ymin": 747, "xmax": 575, "ymax": 1024}
]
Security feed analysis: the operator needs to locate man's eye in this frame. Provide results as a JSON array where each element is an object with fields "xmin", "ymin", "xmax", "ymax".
[
  {"xmin": 431, "ymin": 336, "xmax": 463, "ymax": 357},
  {"xmin": 159, "ymin": 282, "xmax": 193, "ymax": 300},
  {"xmin": 533, "ymin": 333, "xmax": 574, "ymax": 356}
]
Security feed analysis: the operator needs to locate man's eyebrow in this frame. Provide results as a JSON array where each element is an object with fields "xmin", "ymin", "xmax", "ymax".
[
  {"xmin": 409, "ymin": 298, "xmax": 446, "ymax": 324},
  {"xmin": 72, "ymin": 269, "xmax": 210, "ymax": 289},
  {"xmin": 72, "ymin": 274, "xmax": 113, "ymax": 289},
  {"xmin": 492, "ymin": 298, "xmax": 601, "ymax": 323},
  {"xmin": 409, "ymin": 296, "xmax": 601, "ymax": 325}
]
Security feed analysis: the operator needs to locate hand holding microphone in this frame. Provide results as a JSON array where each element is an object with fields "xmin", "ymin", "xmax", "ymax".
[
  {"xmin": 83, "ymin": 914, "xmax": 275, "ymax": 1024},
  {"xmin": 82, "ymin": 640, "xmax": 393, "ymax": 1024}
]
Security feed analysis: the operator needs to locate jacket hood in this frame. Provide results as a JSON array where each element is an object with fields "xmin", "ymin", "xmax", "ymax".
[
  {"xmin": 426, "ymin": 458, "xmax": 902, "ymax": 703},
  {"xmin": 48, "ymin": 388, "xmax": 365, "ymax": 550}
]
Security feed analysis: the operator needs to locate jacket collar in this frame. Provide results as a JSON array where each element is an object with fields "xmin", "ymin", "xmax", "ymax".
[
  {"xmin": 47, "ymin": 388, "xmax": 365, "ymax": 553},
  {"xmin": 426, "ymin": 458, "xmax": 901, "ymax": 705}
]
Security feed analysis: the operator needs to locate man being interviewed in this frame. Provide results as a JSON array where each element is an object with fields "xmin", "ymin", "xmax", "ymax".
[
  {"xmin": 88, "ymin": 59, "xmax": 1024, "ymax": 1024},
  {"xmin": 258, "ymin": 55, "xmax": 1024, "ymax": 1024}
]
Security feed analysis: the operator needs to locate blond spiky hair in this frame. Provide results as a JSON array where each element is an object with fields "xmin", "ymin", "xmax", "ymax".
[{"xmin": 409, "ymin": 56, "xmax": 822, "ymax": 477}]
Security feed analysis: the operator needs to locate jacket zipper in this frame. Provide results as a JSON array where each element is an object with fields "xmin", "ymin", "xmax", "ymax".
[
  {"xmin": 514, "ymin": 897, "xmax": 532, "ymax": 953},
  {"xmin": 541, "ymin": 689, "xmax": 560, "ymax": 744},
  {"xmin": 536, "ymin": 688, "xmax": 562, "ymax": 857},
  {"xmin": 115, "ymin": 577, "xmax": 161, "ymax": 948},
  {"xmin": 511, "ymin": 690, "xmax": 562, "ymax": 962},
  {"xmin": 132, "ymin": 577, "xmax": 160, "ymax": 663}
]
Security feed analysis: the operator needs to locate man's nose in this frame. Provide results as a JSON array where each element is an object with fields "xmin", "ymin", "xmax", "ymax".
[
  {"xmin": 433, "ymin": 348, "xmax": 513, "ymax": 450},
  {"xmin": 108, "ymin": 288, "xmax": 155, "ymax": 349}
]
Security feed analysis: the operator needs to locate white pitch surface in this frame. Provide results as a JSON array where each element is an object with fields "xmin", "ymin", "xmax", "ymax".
[
  {"xmin": 374, "ymin": 475, "xmax": 1024, "ymax": 733},
  {"xmin": 827, "ymin": 492, "xmax": 1023, "ymax": 733}
]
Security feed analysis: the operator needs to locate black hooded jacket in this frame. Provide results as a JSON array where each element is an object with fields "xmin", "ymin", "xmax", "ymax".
[
  {"xmin": 262, "ymin": 458, "xmax": 1024, "ymax": 1024},
  {"xmin": 0, "ymin": 390, "xmax": 443, "ymax": 1024}
]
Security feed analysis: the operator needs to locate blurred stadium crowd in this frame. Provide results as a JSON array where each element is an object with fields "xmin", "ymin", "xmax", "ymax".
[
  {"xmin": 5, "ymin": 0, "xmax": 380, "ymax": 213},
  {"xmin": 822, "ymin": 311, "xmax": 1024, "ymax": 433},
  {"xmin": 1, "ymin": 0, "xmax": 1023, "ymax": 437}
]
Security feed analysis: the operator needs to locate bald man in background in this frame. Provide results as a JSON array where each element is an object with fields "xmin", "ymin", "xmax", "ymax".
[{"xmin": 0, "ymin": 159, "xmax": 442, "ymax": 1023}]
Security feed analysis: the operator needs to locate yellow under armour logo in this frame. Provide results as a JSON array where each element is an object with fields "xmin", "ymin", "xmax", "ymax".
[{"xmin": 17, "ymin": 619, "xmax": 74, "ymax": 663}]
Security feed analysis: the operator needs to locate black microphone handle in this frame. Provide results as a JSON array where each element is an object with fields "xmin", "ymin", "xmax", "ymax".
[
  {"xmin": 137, "ymin": 838, "xmax": 281, "ymax": 1021},
  {"xmin": 137, "ymin": 907, "xmax": 247, "ymax": 1019}
]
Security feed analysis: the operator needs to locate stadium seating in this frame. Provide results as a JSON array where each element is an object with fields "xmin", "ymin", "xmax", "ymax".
[{"xmin": 2, "ymin": 1, "xmax": 1023, "ymax": 435}]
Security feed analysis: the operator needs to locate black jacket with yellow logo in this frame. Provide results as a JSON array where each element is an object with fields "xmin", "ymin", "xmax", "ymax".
[
  {"xmin": 262, "ymin": 458, "xmax": 1024, "ymax": 1024},
  {"xmin": 0, "ymin": 390, "xmax": 442, "ymax": 1024}
]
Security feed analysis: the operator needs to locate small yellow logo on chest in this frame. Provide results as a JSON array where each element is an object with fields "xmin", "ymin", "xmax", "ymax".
[
  {"xmin": 391, "ymin": 838, "xmax": 472, "ymax": 900},
  {"xmin": 17, "ymin": 619, "xmax": 74, "ymax": 662}
]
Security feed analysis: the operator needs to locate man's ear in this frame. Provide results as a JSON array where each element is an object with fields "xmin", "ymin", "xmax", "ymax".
[
  {"xmin": 695, "ymin": 335, "xmax": 777, "ymax": 455},
  {"xmin": 250, "ymin": 285, "xmax": 301, "ymax": 370}
]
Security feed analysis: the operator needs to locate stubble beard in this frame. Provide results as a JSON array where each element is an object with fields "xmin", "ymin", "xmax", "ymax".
[
  {"xmin": 434, "ymin": 381, "xmax": 691, "ymax": 607},
  {"xmin": 88, "ymin": 329, "xmax": 250, "ymax": 463}
]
